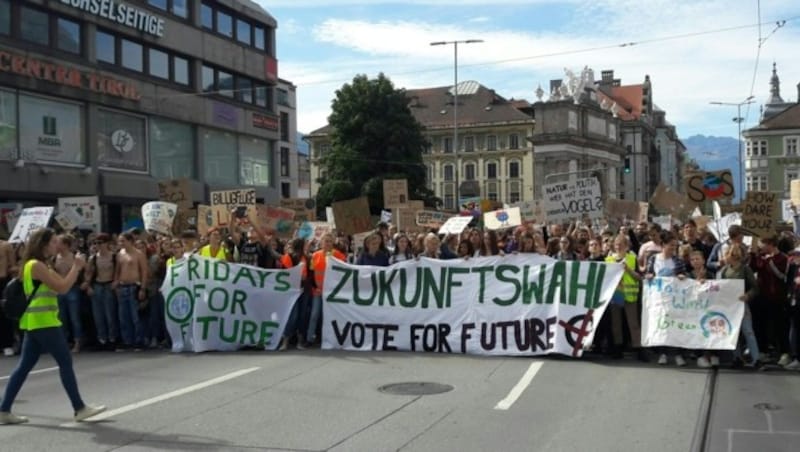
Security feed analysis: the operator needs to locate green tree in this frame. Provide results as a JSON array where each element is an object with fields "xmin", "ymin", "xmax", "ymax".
[{"xmin": 316, "ymin": 73, "xmax": 436, "ymax": 213}]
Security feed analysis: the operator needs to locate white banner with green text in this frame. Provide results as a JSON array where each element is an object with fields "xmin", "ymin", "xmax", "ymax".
[
  {"xmin": 322, "ymin": 255, "xmax": 624, "ymax": 357},
  {"xmin": 161, "ymin": 255, "xmax": 302, "ymax": 352},
  {"xmin": 641, "ymin": 277, "xmax": 745, "ymax": 349}
]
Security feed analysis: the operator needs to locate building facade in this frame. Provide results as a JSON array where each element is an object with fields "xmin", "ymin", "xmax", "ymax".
[
  {"xmin": 0, "ymin": 0, "xmax": 288, "ymax": 232},
  {"xmin": 277, "ymin": 78, "xmax": 298, "ymax": 198},
  {"xmin": 306, "ymin": 81, "xmax": 536, "ymax": 210}
]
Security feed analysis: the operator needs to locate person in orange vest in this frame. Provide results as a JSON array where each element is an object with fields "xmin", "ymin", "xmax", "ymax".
[
  {"xmin": 278, "ymin": 238, "xmax": 312, "ymax": 351},
  {"xmin": 303, "ymin": 233, "xmax": 345, "ymax": 348}
]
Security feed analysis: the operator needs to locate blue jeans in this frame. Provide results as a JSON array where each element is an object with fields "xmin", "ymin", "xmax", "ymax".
[
  {"xmin": 147, "ymin": 291, "xmax": 166, "ymax": 343},
  {"xmin": 1, "ymin": 327, "xmax": 85, "ymax": 412},
  {"xmin": 283, "ymin": 293, "xmax": 308, "ymax": 339},
  {"xmin": 92, "ymin": 283, "xmax": 118, "ymax": 343},
  {"xmin": 117, "ymin": 285, "xmax": 143, "ymax": 346},
  {"xmin": 306, "ymin": 295, "xmax": 322, "ymax": 343},
  {"xmin": 58, "ymin": 286, "xmax": 83, "ymax": 342},
  {"xmin": 736, "ymin": 305, "xmax": 760, "ymax": 363}
]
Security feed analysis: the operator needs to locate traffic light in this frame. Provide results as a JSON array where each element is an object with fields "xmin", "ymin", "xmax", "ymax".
[{"xmin": 624, "ymin": 157, "xmax": 631, "ymax": 173}]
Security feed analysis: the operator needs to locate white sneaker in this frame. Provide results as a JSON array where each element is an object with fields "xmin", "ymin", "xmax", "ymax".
[
  {"xmin": 74, "ymin": 404, "xmax": 106, "ymax": 422},
  {"xmin": 697, "ymin": 356, "xmax": 711, "ymax": 368},
  {"xmin": 278, "ymin": 337, "xmax": 288, "ymax": 352},
  {"xmin": 710, "ymin": 356, "xmax": 721, "ymax": 367},
  {"xmin": 3, "ymin": 347, "xmax": 13, "ymax": 357},
  {"xmin": 657, "ymin": 354, "xmax": 668, "ymax": 365},
  {"xmin": 778, "ymin": 353, "xmax": 792, "ymax": 367},
  {"xmin": 0, "ymin": 412, "xmax": 28, "ymax": 424},
  {"xmin": 675, "ymin": 355, "xmax": 687, "ymax": 367},
  {"xmin": 784, "ymin": 359, "xmax": 800, "ymax": 370}
]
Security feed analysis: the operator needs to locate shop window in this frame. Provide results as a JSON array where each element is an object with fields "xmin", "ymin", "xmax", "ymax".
[
  {"xmin": 18, "ymin": 94, "xmax": 84, "ymax": 164},
  {"xmin": 239, "ymin": 137, "xmax": 272, "ymax": 186},
  {"xmin": 96, "ymin": 109, "xmax": 148, "ymax": 172},
  {"xmin": 150, "ymin": 117, "xmax": 194, "ymax": 179},
  {"xmin": 204, "ymin": 129, "xmax": 238, "ymax": 184}
]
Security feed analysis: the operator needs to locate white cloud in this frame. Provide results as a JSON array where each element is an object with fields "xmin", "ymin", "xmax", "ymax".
[{"xmin": 469, "ymin": 16, "xmax": 491, "ymax": 23}]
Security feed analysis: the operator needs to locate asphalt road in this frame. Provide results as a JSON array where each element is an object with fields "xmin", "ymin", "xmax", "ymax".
[{"xmin": 0, "ymin": 350, "xmax": 796, "ymax": 452}]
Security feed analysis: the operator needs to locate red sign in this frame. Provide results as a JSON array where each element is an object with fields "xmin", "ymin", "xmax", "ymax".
[
  {"xmin": 252, "ymin": 113, "xmax": 279, "ymax": 130},
  {"xmin": 265, "ymin": 56, "xmax": 278, "ymax": 83},
  {"xmin": 0, "ymin": 50, "xmax": 141, "ymax": 101}
]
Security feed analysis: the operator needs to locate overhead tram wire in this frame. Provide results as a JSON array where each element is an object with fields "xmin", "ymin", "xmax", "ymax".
[{"xmin": 742, "ymin": 0, "xmax": 787, "ymax": 126}]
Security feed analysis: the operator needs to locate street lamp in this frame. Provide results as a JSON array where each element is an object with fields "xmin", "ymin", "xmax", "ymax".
[
  {"xmin": 430, "ymin": 39, "xmax": 483, "ymax": 211},
  {"xmin": 709, "ymin": 96, "xmax": 756, "ymax": 199}
]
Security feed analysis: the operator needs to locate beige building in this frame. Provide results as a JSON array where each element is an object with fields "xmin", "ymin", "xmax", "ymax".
[{"xmin": 306, "ymin": 81, "xmax": 535, "ymax": 210}]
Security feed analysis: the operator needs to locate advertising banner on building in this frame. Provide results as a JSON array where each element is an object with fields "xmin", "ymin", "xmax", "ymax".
[
  {"xmin": 58, "ymin": 196, "xmax": 100, "ymax": 231},
  {"xmin": 9, "ymin": 207, "xmax": 54, "ymax": 243},
  {"xmin": 97, "ymin": 109, "xmax": 148, "ymax": 172},
  {"xmin": 18, "ymin": 95, "xmax": 83, "ymax": 164},
  {"xmin": 642, "ymin": 277, "xmax": 744, "ymax": 350},
  {"xmin": 322, "ymin": 255, "xmax": 623, "ymax": 357},
  {"xmin": 161, "ymin": 256, "xmax": 302, "ymax": 352}
]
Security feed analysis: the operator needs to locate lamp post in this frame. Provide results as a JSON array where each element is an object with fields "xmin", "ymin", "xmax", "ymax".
[
  {"xmin": 709, "ymin": 96, "xmax": 755, "ymax": 199},
  {"xmin": 430, "ymin": 39, "xmax": 483, "ymax": 211}
]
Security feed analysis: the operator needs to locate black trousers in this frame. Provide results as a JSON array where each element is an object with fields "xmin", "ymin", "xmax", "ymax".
[{"xmin": 0, "ymin": 277, "xmax": 15, "ymax": 349}]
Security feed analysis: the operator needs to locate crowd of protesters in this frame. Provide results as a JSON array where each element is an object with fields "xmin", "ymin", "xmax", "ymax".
[{"xmin": 1, "ymin": 207, "xmax": 800, "ymax": 372}]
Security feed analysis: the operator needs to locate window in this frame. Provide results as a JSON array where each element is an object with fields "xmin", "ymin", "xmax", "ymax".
[
  {"xmin": 216, "ymin": 11, "xmax": 233, "ymax": 38},
  {"xmin": 748, "ymin": 140, "xmax": 768, "ymax": 156},
  {"xmin": 204, "ymin": 129, "xmax": 238, "ymax": 184},
  {"xmin": 202, "ymin": 66, "xmax": 215, "ymax": 92},
  {"xmin": 238, "ymin": 78, "xmax": 253, "ymax": 104},
  {"xmin": 97, "ymin": 109, "xmax": 148, "ymax": 172},
  {"xmin": 236, "ymin": 19, "xmax": 251, "ymax": 45},
  {"xmin": 121, "ymin": 40, "xmax": 143, "ymax": 72},
  {"xmin": 277, "ymin": 88, "xmax": 290, "ymax": 106},
  {"xmin": 487, "ymin": 182, "xmax": 498, "ymax": 201},
  {"xmin": 217, "ymin": 71, "xmax": 234, "ymax": 97},
  {"xmin": 255, "ymin": 84, "xmax": 269, "ymax": 108},
  {"xmin": 254, "ymin": 26, "xmax": 265, "ymax": 50},
  {"xmin": 317, "ymin": 143, "xmax": 330, "ymax": 157},
  {"xmin": 0, "ymin": 0, "xmax": 9, "ymax": 35},
  {"xmin": 785, "ymin": 170, "xmax": 799, "ymax": 195},
  {"xmin": 487, "ymin": 162, "xmax": 498, "ymax": 179},
  {"xmin": 201, "ymin": 3, "xmax": 213, "ymax": 29},
  {"xmin": 56, "ymin": 18, "xmax": 81, "ymax": 54},
  {"xmin": 508, "ymin": 181, "xmax": 521, "ymax": 203},
  {"xmin": 18, "ymin": 94, "xmax": 84, "ymax": 164},
  {"xmin": 148, "ymin": 49, "xmax": 169, "ymax": 79},
  {"xmin": 96, "ymin": 31, "xmax": 115, "ymax": 63},
  {"xmin": 746, "ymin": 175, "xmax": 768, "ymax": 192},
  {"xmin": 239, "ymin": 137, "xmax": 271, "ymax": 186},
  {"xmin": 444, "ymin": 194, "xmax": 454, "ymax": 211},
  {"xmin": 509, "ymin": 133, "xmax": 520, "ymax": 150},
  {"xmin": 150, "ymin": 117, "xmax": 194, "ymax": 179},
  {"xmin": 464, "ymin": 163, "xmax": 476, "ymax": 180},
  {"xmin": 21, "ymin": 7, "xmax": 49, "ymax": 46},
  {"xmin": 281, "ymin": 182, "xmax": 291, "ymax": 198},
  {"xmin": 173, "ymin": 56, "xmax": 189, "ymax": 85},
  {"xmin": 443, "ymin": 137, "xmax": 453, "ymax": 153},
  {"xmin": 280, "ymin": 112, "xmax": 290, "ymax": 141},
  {"xmin": 280, "ymin": 147, "xmax": 290, "ymax": 177},
  {"xmin": 444, "ymin": 164, "xmax": 454, "ymax": 181},
  {"xmin": 509, "ymin": 161, "xmax": 520, "ymax": 178},
  {"xmin": 172, "ymin": 0, "xmax": 188, "ymax": 18},
  {"xmin": 465, "ymin": 136, "xmax": 474, "ymax": 152},
  {"xmin": 148, "ymin": 0, "xmax": 168, "ymax": 10},
  {"xmin": 786, "ymin": 137, "xmax": 799, "ymax": 156},
  {"xmin": 487, "ymin": 135, "xmax": 497, "ymax": 151}
]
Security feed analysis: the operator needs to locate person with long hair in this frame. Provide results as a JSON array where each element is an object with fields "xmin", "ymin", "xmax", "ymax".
[
  {"xmin": 0, "ymin": 228, "xmax": 105, "ymax": 424},
  {"xmin": 390, "ymin": 234, "xmax": 414, "ymax": 265},
  {"xmin": 279, "ymin": 238, "xmax": 311, "ymax": 351}
]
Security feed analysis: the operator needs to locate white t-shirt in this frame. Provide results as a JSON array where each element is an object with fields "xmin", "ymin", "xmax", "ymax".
[{"xmin": 652, "ymin": 254, "xmax": 678, "ymax": 277}]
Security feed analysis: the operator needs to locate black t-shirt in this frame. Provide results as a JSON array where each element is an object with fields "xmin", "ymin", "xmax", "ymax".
[{"xmin": 237, "ymin": 238, "xmax": 279, "ymax": 268}]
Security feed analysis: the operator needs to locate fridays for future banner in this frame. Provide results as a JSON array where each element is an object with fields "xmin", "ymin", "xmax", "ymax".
[
  {"xmin": 161, "ymin": 255, "xmax": 302, "ymax": 352},
  {"xmin": 322, "ymin": 255, "xmax": 624, "ymax": 357}
]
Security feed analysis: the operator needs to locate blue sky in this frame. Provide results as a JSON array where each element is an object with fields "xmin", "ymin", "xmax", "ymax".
[{"xmin": 259, "ymin": 0, "xmax": 800, "ymax": 152}]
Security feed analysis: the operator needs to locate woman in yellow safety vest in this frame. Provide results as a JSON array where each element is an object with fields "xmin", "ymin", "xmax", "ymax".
[
  {"xmin": 199, "ymin": 228, "xmax": 230, "ymax": 261},
  {"xmin": 0, "ymin": 228, "xmax": 106, "ymax": 425}
]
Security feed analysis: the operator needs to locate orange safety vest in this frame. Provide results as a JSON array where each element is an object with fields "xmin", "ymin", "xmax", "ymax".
[{"xmin": 311, "ymin": 249, "xmax": 345, "ymax": 296}]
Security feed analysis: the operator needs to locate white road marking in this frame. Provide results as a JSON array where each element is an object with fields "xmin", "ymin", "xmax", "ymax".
[
  {"xmin": 493, "ymin": 361, "xmax": 543, "ymax": 411},
  {"xmin": 60, "ymin": 366, "xmax": 260, "ymax": 427},
  {"xmin": 0, "ymin": 366, "xmax": 58, "ymax": 381}
]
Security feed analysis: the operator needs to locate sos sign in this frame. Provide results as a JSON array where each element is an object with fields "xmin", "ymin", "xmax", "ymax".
[{"xmin": 685, "ymin": 170, "xmax": 735, "ymax": 203}]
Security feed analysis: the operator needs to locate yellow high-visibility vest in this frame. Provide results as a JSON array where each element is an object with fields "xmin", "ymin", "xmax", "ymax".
[{"xmin": 19, "ymin": 260, "xmax": 61, "ymax": 331}]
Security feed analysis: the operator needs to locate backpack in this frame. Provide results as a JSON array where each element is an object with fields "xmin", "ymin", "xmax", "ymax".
[{"xmin": 2, "ymin": 278, "xmax": 42, "ymax": 321}]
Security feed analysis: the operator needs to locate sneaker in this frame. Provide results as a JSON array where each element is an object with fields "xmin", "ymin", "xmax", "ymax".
[
  {"xmin": 697, "ymin": 356, "xmax": 711, "ymax": 368},
  {"xmin": 296, "ymin": 341, "xmax": 307, "ymax": 351},
  {"xmin": 74, "ymin": 404, "xmax": 106, "ymax": 422},
  {"xmin": 675, "ymin": 355, "xmax": 687, "ymax": 367},
  {"xmin": 710, "ymin": 356, "xmax": 720, "ymax": 367},
  {"xmin": 149, "ymin": 338, "xmax": 158, "ymax": 349},
  {"xmin": 777, "ymin": 353, "xmax": 792, "ymax": 367},
  {"xmin": 278, "ymin": 337, "xmax": 288, "ymax": 352},
  {"xmin": 3, "ymin": 347, "xmax": 14, "ymax": 357},
  {"xmin": 657, "ymin": 354, "xmax": 668, "ymax": 365},
  {"xmin": 0, "ymin": 412, "xmax": 28, "ymax": 424},
  {"xmin": 784, "ymin": 359, "xmax": 800, "ymax": 370}
]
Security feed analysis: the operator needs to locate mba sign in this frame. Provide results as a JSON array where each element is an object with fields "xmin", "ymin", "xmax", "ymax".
[{"xmin": 60, "ymin": 0, "xmax": 166, "ymax": 38}]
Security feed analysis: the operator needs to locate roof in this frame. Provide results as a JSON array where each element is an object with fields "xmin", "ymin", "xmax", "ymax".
[
  {"xmin": 609, "ymin": 84, "xmax": 644, "ymax": 119},
  {"xmin": 595, "ymin": 91, "xmax": 636, "ymax": 121},
  {"xmin": 750, "ymin": 103, "xmax": 800, "ymax": 131}
]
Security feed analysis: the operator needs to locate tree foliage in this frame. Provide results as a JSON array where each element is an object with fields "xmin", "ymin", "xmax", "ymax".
[{"xmin": 316, "ymin": 73, "xmax": 436, "ymax": 213}]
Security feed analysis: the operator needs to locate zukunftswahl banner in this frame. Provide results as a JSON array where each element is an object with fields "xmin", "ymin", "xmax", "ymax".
[
  {"xmin": 641, "ymin": 277, "xmax": 745, "ymax": 349},
  {"xmin": 321, "ymin": 255, "xmax": 624, "ymax": 357},
  {"xmin": 161, "ymin": 255, "xmax": 302, "ymax": 352}
]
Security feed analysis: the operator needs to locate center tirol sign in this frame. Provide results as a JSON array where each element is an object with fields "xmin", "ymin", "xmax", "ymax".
[{"xmin": 59, "ymin": 0, "xmax": 166, "ymax": 38}]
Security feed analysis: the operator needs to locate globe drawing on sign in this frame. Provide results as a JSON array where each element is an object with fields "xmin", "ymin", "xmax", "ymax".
[
  {"xmin": 111, "ymin": 130, "xmax": 135, "ymax": 153},
  {"xmin": 701, "ymin": 174, "xmax": 726, "ymax": 198},
  {"xmin": 298, "ymin": 222, "xmax": 314, "ymax": 239},
  {"xmin": 495, "ymin": 210, "xmax": 509, "ymax": 226},
  {"xmin": 166, "ymin": 288, "xmax": 193, "ymax": 324},
  {"xmin": 700, "ymin": 311, "xmax": 732, "ymax": 338}
]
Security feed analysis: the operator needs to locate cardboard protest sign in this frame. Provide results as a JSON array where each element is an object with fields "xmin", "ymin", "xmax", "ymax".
[
  {"xmin": 158, "ymin": 178, "xmax": 193, "ymax": 210},
  {"xmin": 141, "ymin": 202, "xmax": 178, "ymax": 235},
  {"xmin": 58, "ymin": 196, "xmax": 100, "ymax": 231},
  {"xmin": 279, "ymin": 198, "xmax": 316, "ymax": 222},
  {"xmin": 483, "ymin": 207, "xmax": 522, "ymax": 230},
  {"xmin": 383, "ymin": 179, "xmax": 409, "ymax": 207},
  {"xmin": 54, "ymin": 208, "xmax": 83, "ymax": 231},
  {"xmin": 512, "ymin": 200, "xmax": 546, "ymax": 224},
  {"xmin": 396, "ymin": 208, "xmax": 423, "ymax": 233},
  {"xmin": 9, "ymin": 207, "xmax": 54, "ymax": 243},
  {"xmin": 605, "ymin": 198, "xmax": 647, "ymax": 222},
  {"xmin": 172, "ymin": 208, "xmax": 196, "ymax": 235},
  {"xmin": 254, "ymin": 205, "xmax": 296, "ymax": 238},
  {"xmin": 161, "ymin": 256, "xmax": 302, "ymax": 352},
  {"xmin": 322, "ymin": 255, "xmax": 623, "ymax": 357},
  {"xmin": 196, "ymin": 205, "xmax": 230, "ymax": 236},
  {"xmin": 642, "ymin": 277, "xmax": 744, "ymax": 349},
  {"xmin": 684, "ymin": 170, "xmax": 735, "ymax": 203},
  {"xmin": 438, "ymin": 216, "xmax": 473, "ymax": 235},
  {"xmin": 741, "ymin": 191, "xmax": 779, "ymax": 238},
  {"xmin": 542, "ymin": 177, "xmax": 603, "ymax": 223},
  {"xmin": 416, "ymin": 210, "xmax": 451, "ymax": 228},
  {"xmin": 210, "ymin": 188, "xmax": 256, "ymax": 208},
  {"xmin": 650, "ymin": 182, "xmax": 694, "ymax": 217},
  {"xmin": 791, "ymin": 180, "xmax": 800, "ymax": 207},
  {"xmin": 332, "ymin": 197, "xmax": 372, "ymax": 236}
]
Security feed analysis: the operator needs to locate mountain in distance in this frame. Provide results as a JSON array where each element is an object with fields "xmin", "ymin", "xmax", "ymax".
[
  {"xmin": 683, "ymin": 134, "xmax": 742, "ymax": 200},
  {"xmin": 296, "ymin": 132, "xmax": 309, "ymax": 155}
]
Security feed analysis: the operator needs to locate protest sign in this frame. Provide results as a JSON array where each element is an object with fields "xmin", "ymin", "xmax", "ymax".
[
  {"xmin": 332, "ymin": 197, "xmax": 372, "ymax": 236},
  {"xmin": 396, "ymin": 208, "xmax": 423, "ymax": 233},
  {"xmin": 513, "ymin": 200, "xmax": 546, "ymax": 224},
  {"xmin": 255, "ymin": 205, "xmax": 296, "ymax": 238},
  {"xmin": 158, "ymin": 179, "xmax": 193, "ymax": 209},
  {"xmin": 279, "ymin": 198, "xmax": 316, "ymax": 222},
  {"xmin": 542, "ymin": 177, "xmax": 603, "ymax": 223},
  {"xmin": 9, "ymin": 207, "xmax": 54, "ymax": 243},
  {"xmin": 0, "ymin": 203, "xmax": 22, "ymax": 237},
  {"xmin": 438, "ymin": 216, "xmax": 473, "ymax": 235},
  {"xmin": 172, "ymin": 208, "xmax": 196, "ymax": 235},
  {"xmin": 383, "ymin": 179, "xmax": 409, "ymax": 207},
  {"xmin": 605, "ymin": 198, "xmax": 647, "ymax": 222},
  {"xmin": 161, "ymin": 255, "xmax": 302, "ymax": 352},
  {"xmin": 297, "ymin": 221, "xmax": 331, "ymax": 241},
  {"xmin": 58, "ymin": 196, "xmax": 100, "ymax": 231},
  {"xmin": 416, "ymin": 210, "xmax": 451, "ymax": 228},
  {"xmin": 142, "ymin": 201, "xmax": 178, "ymax": 235},
  {"xmin": 483, "ymin": 207, "xmax": 522, "ymax": 230},
  {"xmin": 652, "ymin": 215, "xmax": 672, "ymax": 231},
  {"xmin": 380, "ymin": 210, "xmax": 392, "ymax": 224},
  {"xmin": 791, "ymin": 180, "xmax": 800, "ymax": 207},
  {"xmin": 642, "ymin": 277, "xmax": 744, "ymax": 349},
  {"xmin": 741, "ymin": 191, "xmax": 778, "ymax": 237},
  {"xmin": 650, "ymin": 182, "xmax": 694, "ymax": 217},
  {"xmin": 210, "ymin": 189, "xmax": 256, "ymax": 209},
  {"xmin": 321, "ymin": 255, "xmax": 623, "ymax": 357},
  {"xmin": 684, "ymin": 170, "xmax": 735, "ymax": 203},
  {"xmin": 196, "ymin": 205, "xmax": 230, "ymax": 236},
  {"xmin": 54, "ymin": 208, "xmax": 82, "ymax": 231},
  {"xmin": 781, "ymin": 200, "xmax": 794, "ymax": 223}
]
